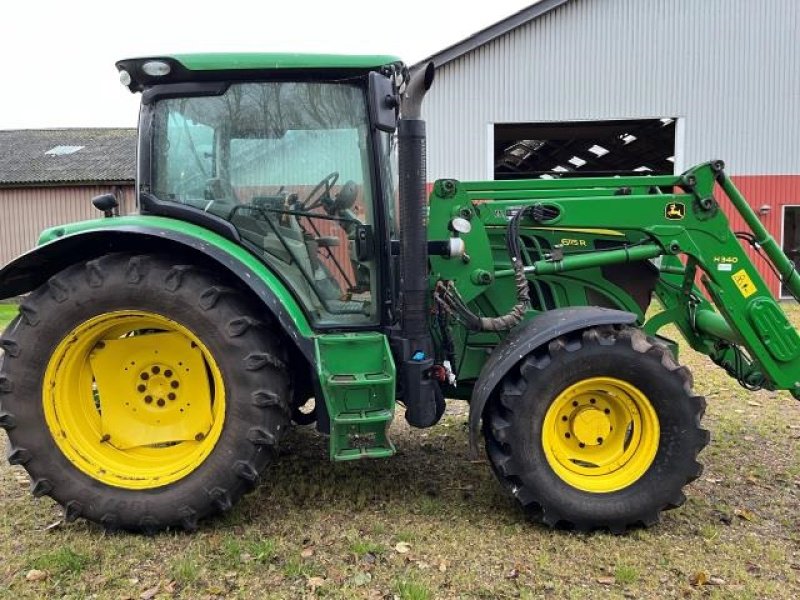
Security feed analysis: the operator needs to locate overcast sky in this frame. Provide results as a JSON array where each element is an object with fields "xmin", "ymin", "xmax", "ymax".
[{"xmin": 0, "ymin": 0, "xmax": 537, "ymax": 130}]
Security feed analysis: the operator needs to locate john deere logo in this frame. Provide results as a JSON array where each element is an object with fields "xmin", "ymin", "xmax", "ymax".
[{"xmin": 665, "ymin": 202, "xmax": 686, "ymax": 220}]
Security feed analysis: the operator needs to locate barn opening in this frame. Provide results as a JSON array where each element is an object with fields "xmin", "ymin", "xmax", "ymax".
[
  {"xmin": 494, "ymin": 119, "xmax": 677, "ymax": 180},
  {"xmin": 782, "ymin": 206, "xmax": 800, "ymax": 298}
]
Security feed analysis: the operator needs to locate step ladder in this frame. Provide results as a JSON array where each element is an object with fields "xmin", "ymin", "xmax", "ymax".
[{"xmin": 314, "ymin": 333, "xmax": 396, "ymax": 461}]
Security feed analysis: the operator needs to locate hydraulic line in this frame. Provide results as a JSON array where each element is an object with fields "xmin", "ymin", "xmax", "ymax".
[{"xmin": 437, "ymin": 207, "xmax": 531, "ymax": 332}]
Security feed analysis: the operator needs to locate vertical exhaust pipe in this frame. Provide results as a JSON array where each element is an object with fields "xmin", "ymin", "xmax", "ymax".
[
  {"xmin": 396, "ymin": 62, "xmax": 442, "ymax": 428},
  {"xmin": 399, "ymin": 62, "xmax": 435, "ymax": 342}
]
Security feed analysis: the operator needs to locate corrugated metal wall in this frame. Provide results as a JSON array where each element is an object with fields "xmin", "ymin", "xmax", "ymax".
[
  {"xmin": 423, "ymin": 0, "xmax": 800, "ymax": 180},
  {"xmin": 0, "ymin": 184, "xmax": 135, "ymax": 268}
]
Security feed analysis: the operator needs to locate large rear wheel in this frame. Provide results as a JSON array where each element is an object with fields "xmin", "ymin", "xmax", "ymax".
[
  {"xmin": 484, "ymin": 326, "xmax": 709, "ymax": 533},
  {"xmin": 0, "ymin": 254, "xmax": 290, "ymax": 532}
]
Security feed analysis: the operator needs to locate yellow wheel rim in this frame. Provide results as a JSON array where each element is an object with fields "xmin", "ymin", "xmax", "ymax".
[
  {"xmin": 541, "ymin": 377, "xmax": 659, "ymax": 493},
  {"xmin": 43, "ymin": 310, "xmax": 226, "ymax": 490}
]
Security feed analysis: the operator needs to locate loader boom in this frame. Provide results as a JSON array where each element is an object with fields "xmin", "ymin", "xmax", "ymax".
[{"xmin": 428, "ymin": 160, "xmax": 800, "ymax": 398}]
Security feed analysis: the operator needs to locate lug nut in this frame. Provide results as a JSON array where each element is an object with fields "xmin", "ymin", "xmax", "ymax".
[
  {"xmin": 561, "ymin": 415, "xmax": 568, "ymax": 422},
  {"xmin": 579, "ymin": 442, "xmax": 585, "ymax": 448},
  {"xmin": 157, "ymin": 399, "xmax": 165, "ymax": 407},
  {"xmin": 140, "ymin": 373, "xmax": 149, "ymax": 381},
  {"xmin": 152, "ymin": 366, "xmax": 161, "ymax": 375},
  {"xmin": 597, "ymin": 437, "xmax": 603, "ymax": 444},
  {"xmin": 572, "ymin": 401, "xmax": 578, "ymax": 407},
  {"xmin": 164, "ymin": 369, "xmax": 173, "ymax": 378},
  {"xmin": 145, "ymin": 395, "xmax": 153, "ymax": 404},
  {"xmin": 168, "ymin": 393, "xmax": 176, "ymax": 401},
  {"xmin": 195, "ymin": 433, "xmax": 205, "ymax": 442},
  {"xmin": 604, "ymin": 408, "xmax": 610, "ymax": 414},
  {"xmin": 564, "ymin": 433, "xmax": 571, "ymax": 439},
  {"xmin": 171, "ymin": 381, "xmax": 180, "ymax": 389},
  {"xmin": 137, "ymin": 384, "xmax": 146, "ymax": 393}
]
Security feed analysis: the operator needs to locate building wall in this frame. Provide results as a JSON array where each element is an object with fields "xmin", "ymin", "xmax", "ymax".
[
  {"xmin": 723, "ymin": 176, "xmax": 800, "ymax": 297},
  {"xmin": 0, "ymin": 184, "xmax": 135, "ymax": 268},
  {"xmin": 421, "ymin": 0, "xmax": 800, "ymax": 295}
]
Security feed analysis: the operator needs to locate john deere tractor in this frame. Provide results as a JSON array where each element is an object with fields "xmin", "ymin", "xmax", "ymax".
[{"xmin": 2, "ymin": 54, "xmax": 799, "ymax": 533}]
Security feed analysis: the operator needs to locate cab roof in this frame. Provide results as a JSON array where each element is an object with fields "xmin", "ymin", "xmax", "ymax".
[{"xmin": 116, "ymin": 53, "xmax": 403, "ymax": 92}]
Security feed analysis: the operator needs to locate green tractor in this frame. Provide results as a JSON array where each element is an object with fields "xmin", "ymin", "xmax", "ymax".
[{"xmin": 1, "ymin": 54, "xmax": 799, "ymax": 533}]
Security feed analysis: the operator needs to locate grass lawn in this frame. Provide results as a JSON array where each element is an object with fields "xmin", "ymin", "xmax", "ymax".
[{"xmin": 0, "ymin": 306, "xmax": 799, "ymax": 598}]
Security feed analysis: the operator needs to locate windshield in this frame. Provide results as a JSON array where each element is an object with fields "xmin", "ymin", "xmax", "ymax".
[{"xmin": 152, "ymin": 81, "xmax": 379, "ymax": 326}]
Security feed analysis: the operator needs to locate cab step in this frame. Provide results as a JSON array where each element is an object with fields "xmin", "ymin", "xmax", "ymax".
[{"xmin": 314, "ymin": 333, "xmax": 396, "ymax": 461}]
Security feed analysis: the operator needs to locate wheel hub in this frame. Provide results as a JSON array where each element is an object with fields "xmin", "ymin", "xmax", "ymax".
[
  {"xmin": 137, "ymin": 364, "xmax": 181, "ymax": 408},
  {"xmin": 89, "ymin": 331, "xmax": 214, "ymax": 450},
  {"xmin": 542, "ymin": 376, "xmax": 660, "ymax": 493},
  {"xmin": 571, "ymin": 408, "xmax": 611, "ymax": 446}
]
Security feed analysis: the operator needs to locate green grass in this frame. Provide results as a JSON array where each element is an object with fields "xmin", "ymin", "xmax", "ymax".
[
  {"xmin": 0, "ymin": 303, "xmax": 17, "ymax": 330},
  {"xmin": 349, "ymin": 539, "xmax": 386, "ymax": 557},
  {"xmin": 169, "ymin": 555, "xmax": 200, "ymax": 584},
  {"xmin": 614, "ymin": 564, "xmax": 639, "ymax": 584},
  {"xmin": 247, "ymin": 538, "xmax": 278, "ymax": 564},
  {"xmin": 1, "ymin": 305, "xmax": 800, "ymax": 598},
  {"xmin": 395, "ymin": 578, "xmax": 432, "ymax": 600},
  {"xmin": 29, "ymin": 548, "xmax": 90, "ymax": 576}
]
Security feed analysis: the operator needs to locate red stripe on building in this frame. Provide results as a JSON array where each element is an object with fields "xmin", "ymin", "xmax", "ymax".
[{"xmin": 721, "ymin": 175, "xmax": 800, "ymax": 298}]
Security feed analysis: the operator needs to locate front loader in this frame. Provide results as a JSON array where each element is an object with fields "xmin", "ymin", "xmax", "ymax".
[{"xmin": 1, "ymin": 55, "xmax": 798, "ymax": 533}]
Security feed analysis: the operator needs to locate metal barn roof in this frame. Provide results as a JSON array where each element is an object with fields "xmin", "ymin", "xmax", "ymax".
[
  {"xmin": 415, "ymin": 0, "xmax": 571, "ymax": 69},
  {"xmin": 0, "ymin": 128, "xmax": 136, "ymax": 186}
]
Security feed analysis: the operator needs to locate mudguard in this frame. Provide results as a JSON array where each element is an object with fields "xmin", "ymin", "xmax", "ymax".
[
  {"xmin": 468, "ymin": 307, "xmax": 637, "ymax": 455},
  {"xmin": 0, "ymin": 224, "xmax": 315, "ymax": 361}
]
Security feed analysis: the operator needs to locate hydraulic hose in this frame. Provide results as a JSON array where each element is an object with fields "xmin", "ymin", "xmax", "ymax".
[{"xmin": 438, "ymin": 207, "xmax": 531, "ymax": 332}]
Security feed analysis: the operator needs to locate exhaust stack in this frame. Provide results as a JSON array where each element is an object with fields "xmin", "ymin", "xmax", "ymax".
[{"xmin": 396, "ymin": 62, "xmax": 442, "ymax": 428}]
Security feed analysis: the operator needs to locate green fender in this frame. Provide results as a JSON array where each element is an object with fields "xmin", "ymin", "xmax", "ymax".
[
  {"xmin": 0, "ymin": 216, "xmax": 315, "ymax": 360},
  {"xmin": 469, "ymin": 307, "xmax": 637, "ymax": 456}
]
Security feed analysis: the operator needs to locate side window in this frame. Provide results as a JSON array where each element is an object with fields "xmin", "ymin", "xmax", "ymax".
[
  {"xmin": 152, "ymin": 82, "xmax": 379, "ymax": 328},
  {"xmin": 228, "ymin": 128, "xmax": 373, "ymax": 324},
  {"xmin": 155, "ymin": 112, "xmax": 214, "ymax": 203}
]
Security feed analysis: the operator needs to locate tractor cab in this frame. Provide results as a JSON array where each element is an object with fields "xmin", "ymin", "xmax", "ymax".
[{"xmin": 120, "ymin": 55, "xmax": 403, "ymax": 327}]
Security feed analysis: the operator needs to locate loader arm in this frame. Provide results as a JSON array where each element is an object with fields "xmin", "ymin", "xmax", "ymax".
[{"xmin": 428, "ymin": 161, "xmax": 800, "ymax": 399}]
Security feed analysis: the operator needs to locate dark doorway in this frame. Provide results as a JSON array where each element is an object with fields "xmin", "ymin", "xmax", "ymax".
[
  {"xmin": 782, "ymin": 206, "xmax": 800, "ymax": 298},
  {"xmin": 494, "ymin": 119, "xmax": 677, "ymax": 180}
]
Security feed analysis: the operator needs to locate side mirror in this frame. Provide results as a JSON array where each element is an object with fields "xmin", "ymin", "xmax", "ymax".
[
  {"xmin": 92, "ymin": 193, "xmax": 119, "ymax": 218},
  {"xmin": 368, "ymin": 71, "xmax": 399, "ymax": 133}
]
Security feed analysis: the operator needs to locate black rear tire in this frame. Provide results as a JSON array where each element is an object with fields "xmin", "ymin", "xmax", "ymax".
[
  {"xmin": 0, "ymin": 253, "xmax": 290, "ymax": 532},
  {"xmin": 484, "ymin": 326, "xmax": 709, "ymax": 533}
]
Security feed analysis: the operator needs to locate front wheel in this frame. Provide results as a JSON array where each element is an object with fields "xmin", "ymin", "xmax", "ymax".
[
  {"xmin": 484, "ymin": 326, "xmax": 709, "ymax": 533},
  {"xmin": 0, "ymin": 254, "xmax": 290, "ymax": 532}
]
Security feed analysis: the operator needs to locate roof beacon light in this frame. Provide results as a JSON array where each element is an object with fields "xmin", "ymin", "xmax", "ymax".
[
  {"xmin": 118, "ymin": 70, "xmax": 132, "ymax": 86},
  {"xmin": 142, "ymin": 60, "xmax": 171, "ymax": 77}
]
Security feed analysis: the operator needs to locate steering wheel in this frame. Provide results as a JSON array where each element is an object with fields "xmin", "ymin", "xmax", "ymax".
[{"xmin": 300, "ymin": 171, "xmax": 339, "ymax": 211}]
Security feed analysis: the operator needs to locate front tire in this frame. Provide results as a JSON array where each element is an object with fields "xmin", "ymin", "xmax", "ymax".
[
  {"xmin": 0, "ymin": 254, "xmax": 290, "ymax": 532},
  {"xmin": 484, "ymin": 326, "xmax": 709, "ymax": 533}
]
